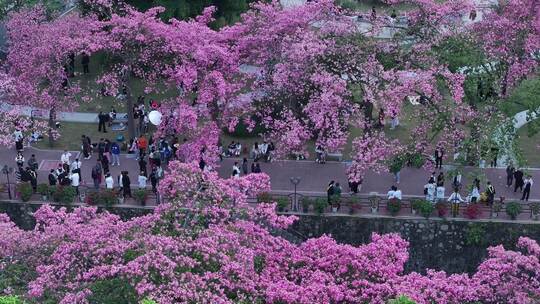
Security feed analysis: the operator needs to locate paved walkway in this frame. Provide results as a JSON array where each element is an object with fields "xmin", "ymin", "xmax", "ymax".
[{"xmin": 0, "ymin": 146, "xmax": 538, "ymax": 204}]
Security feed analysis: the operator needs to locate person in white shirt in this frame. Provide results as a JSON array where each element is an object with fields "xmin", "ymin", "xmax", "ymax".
[
  {"xmin": 105, "ymin": 173, "xmax": 114, "ymax": 189},
  {"xmin": 70, "ymin": 172, "xmax": 80, "ymax": 196},
  {"xmin": 424, "ymin": 180, "xmax": 436, "ymax": 202},
  {"xmin": 448, "ymin": 188, "xmax": 464, "ymax": 217},
  {"xmin": 387, "ymin": 186, "xmax": 402, "ymax": 200},
  {"xmin": 232, "ymin": 162, "xmax": 240, "ymax": 178},
  {"xmin": 435, "ymin": 185, "xmax": 445, "ymax": 203},
  {"xmin": 61, "ymin": 150, "xmax": 72, "ymax": 165},
  {"xmin": 138, "ymin": 172, "xmax": 147, "ymax": 189}
]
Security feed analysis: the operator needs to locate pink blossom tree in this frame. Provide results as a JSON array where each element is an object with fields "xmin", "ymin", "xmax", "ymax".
[{"xmin": 0, "ymin": 163, "xmax": 540, "ymax": 303}]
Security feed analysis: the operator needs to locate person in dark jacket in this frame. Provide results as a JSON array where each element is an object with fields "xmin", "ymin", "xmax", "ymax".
[
  {"xmin": 327, "ymin": 180, "xmax": 335, "ymax": 205},
  {"xmin": 97, "ymin": 112, "xmax": 107, "ymax": 133},
  {"xmin": 122, "ymin": 171, "xmax": 131, "ymax": 198},
  {"xmin": 242, "ymin": 158, "xmax": 249, "ymax": 175},
  {"xmin": 514, "ymin": 168, "xmax": 524, "ymax": 192},
  {"xmin": 81, "ymin": 52, "xmax": 90, "ymax": 74},
  {"xmin": 48, "ymin": 169, "xmax": 57, "ymax": 186},
  {"xmin": 506, "ymin": 164, "xmax": 515, "ymax": 187},
  {"xmin": 138, "ymin": 157, "xmax": 147, "ymax": 177}
]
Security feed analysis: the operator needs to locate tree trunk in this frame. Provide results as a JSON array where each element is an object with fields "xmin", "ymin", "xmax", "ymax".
[
  {"xmin": 126, "ymin": 90, "xmax": 135, "ymax": 140},
  {"xmin": 48, "ymin": 108, "xmax": 55, "ymax": 148}
]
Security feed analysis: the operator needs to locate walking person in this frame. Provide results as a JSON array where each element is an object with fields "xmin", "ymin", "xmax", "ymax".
[
  {"xmin": 327, "ymin": 181, "xmax": 335, "ymax": 205},
  {"xmin": 121, "ymin": 171, "xmax": 131, "ymax": 199},
  {"xmin": 101, "ymin": 154, "xmax": 110, "ymax": 175},
  {"xmin": 28, "ymin": 154, "xmax": 38, "ymax": 171},
  {"xmin": 242, "ymin": 158, "xmax": 249, "ymax": 175},
  {"xmin": 521, "ymin": 176, "xmax": 533, "ymax": 201},
  {"xmin": 97, "ymin": 112, "xmax": 107, "ymax": 133},
  {"xmin": 232, "ymin": 162, "xmax": 240, "ymax": 178},
  {"xmin": 436, "ymin": 172, "xmax": 445, "ymax": 187},
  {"xmin": 150, "ymin": 167, "xmax": 158, "ymax": 193},
  {"xmin": 70, "ymin": 171, "xmax": 80, "ymax": 197},
  {"xmin": 105, "ymin": 173, "xmax": 114, "ymax": 189},
  {"xmin": 434, "ymin": 147, "xmax": 444, "ymax": 169},
  {"xmin": 253, "ymin": 162, "xmax": 261, "ymax": 173},
  {"xmin": 138, "ymin": 134, "xmax": 148, "ymax": 159},
  {"xmin": 28, "ymin": 167, "xmax": 37, "ymax": 192},
  {"xmin": 91, "ymin": 160, "xmax": 102, "ymax": 190},
  {"xmin": 424, "ymin": 178, "xmax": 436, "ymax": 202},
  {"xmin": 514, "ymin": 168, "xmax": 524, "ymax": 192},
  {"xmin": 506, "ymin": 164, "xmax": 515, "ymax": 187},
  {"xmin": 48, "ymin": 169, "xmax": 57, "ymax": 186},
  {"xmin": 138, "ymin": 171, "xmax": 147, "ymax": 189},
  {"xmin": 15, "ymin": 152, "xmax": 24, "ymax": 168},
  {"xmin": 13, "ymin": 129, "xmax": 24, "ymax": 152},
  {"xmin": 435, "ymin": 184, "xmax": 445, "ymax": 203},
  {"xmin": 71, "ymin": 158, "xmax": 82, "ymax": 181},
  {"xmin": 448, "ymin": 188, "xmax": 464, "ymax": 217},
  {"xmin": 111, "ymin": 141, "xmax": 121, "ymax": 166},
  {"xmin": 486, "ymin": 181, "xmax": 496, "ymax": 205},
  {"xmin": 138, "ymin": 157, "xmax": 147, "ymax": 177},
  {"xmin": 82, "ymin": 135, "xmax": 91, "ymax": 159}
]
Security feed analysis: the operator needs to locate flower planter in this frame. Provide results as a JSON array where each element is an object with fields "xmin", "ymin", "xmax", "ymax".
[
  {"xmin": 533, "ymin": 214, "xmax": 539, "ymax": 221},
  {"xmin": 41, "ymin": 195, "xmax": 48, "ymax": 201},
  {"xmin": 371, "ymin": 207, "xmax": 378, "ymax": 214},
  {"xmin": 118, "ymin": 197, "xmax": 124, "ymax": 204},
  {"xmin": 412, "ymin": 209, "xmax": 417, "ymax": 215},
  {"xmin": 492, "ymin": 212, "xmax": 498, "ymax": 218},
  {"xmin": 332, "ymin": 207, "xmax": 338, "ymax": 213}
]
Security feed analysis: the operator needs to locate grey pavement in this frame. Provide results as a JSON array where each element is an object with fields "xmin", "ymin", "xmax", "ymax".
[{"xmin": 0, "ymin": 146, "xmax": 538, "ymax": 204}]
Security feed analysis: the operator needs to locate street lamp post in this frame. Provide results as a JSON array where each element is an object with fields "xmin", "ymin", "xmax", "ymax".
[
  {"xmin": 289, "ymin": 177, "xmax": 301, "ymax": 211},
  {"xmin": 2, "ymin": 165, "xmax": 14, "ymax": 200}
]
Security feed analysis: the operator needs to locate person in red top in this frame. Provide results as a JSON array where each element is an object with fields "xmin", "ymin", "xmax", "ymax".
[{"xmin": 138, "ymin": 135, "xmax": 148, "ymax": 158}]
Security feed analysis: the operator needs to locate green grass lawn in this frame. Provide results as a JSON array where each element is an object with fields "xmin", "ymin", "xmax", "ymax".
[
  {"xmin": 515, "ymin": 127, "xmax": 540, "ymax": 167},
  {"xmin": 33, "ymin": 122, "xmax": 130, "ymax": 151}
]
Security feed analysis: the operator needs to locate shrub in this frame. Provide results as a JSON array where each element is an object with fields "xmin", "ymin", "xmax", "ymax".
[
  {"xmin": 37, "ymin": 183, "xmax": 49, "ymax": 196},
  {"xmin": 465, "ymin": 223, "xmax": 486, "ymax": 246},
  {"xmin": 388, "ymin": 156, "xmax": 404, "ymax": 174},
  {"xmin": 388, "ymin": 295, "xmax": 416, "ymax": 304},
  {"xmin": 417, "ymin": 200, "xmax": 434, "ymax": 218},
  {"xmin": 276, "ymin": 197, "xmax": 289, "ymax": 212},
  {"xmin": 411, "ymin": 199, "xmax": 423, "ymax": 212},
  {"xmin": 17, "ymin": 182, "xmax": 33, "ymax": 202},
  {"xmin": 530, "ymin": 202, "xmax": 540, "ymax": 216},
  {"xmin": 506, "ymin": 202, "xmax": 522, "ymax": 220},
  {"xmin": 387, "ymin": 198, "xmax": 402, "ymax": 216},
  {"xmin": 133, "ymin": 189, "xmax": 148, "ymax": 205},
  {"xmin": 52, "ymin": 186, "xmax": 77, "ymax": 205},
  {"xmin": 0, "ymin": 295, "xmax": 23, "ymax": 304},
  {"xmin": 435, "ymin": 202, "xmax": 448, "ymax": 218},
  {"xmin": 85, "ymin": 190, "xmax": 119, "ymax": 207},
  {"xmin": 301, "ymin": 197, "xmax": 311, "ymax": 213},
  {"xmin": 141, "ymin": 299, "xmax": 157, "ymax": 304},
  {"xmin": 257, "ymin": 192, "xmax": 272, "ymax": 203},
  {"xmin": 464, "ymin": 204, "xmax": 482, "ymax": 219},
  {"xmin": 313, "ymin": 198, "xmax": 327, "ymax": 215}
]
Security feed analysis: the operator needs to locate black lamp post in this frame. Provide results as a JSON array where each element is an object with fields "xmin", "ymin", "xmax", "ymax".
[
  {"xmin": 2, "ymin": 165, "xmax": 14, "ymax": 200},
  {"xmin": 290, "ymin": 176, "xmax": 301, "ymax": 211}
]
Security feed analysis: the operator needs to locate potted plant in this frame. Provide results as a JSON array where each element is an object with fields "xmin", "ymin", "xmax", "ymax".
[
  {"xmin": 530, "ymin": 202, "xmax": 540, "ymax": 220},
  {"xmin": 349, "ymin": 198, "xmax": 361, "ymax": 215},
  {"xmin": 418, "ymin": 200, "xmax": 435, "ymax": 218},
  {"xmin": 464, "ymin": 204, "xmax": 482, "ymax": 219},
  {"xmin": 435, "ymin": 202, "xmax": 448, "ymax": 218},
  {"xmin": 101, "ymin": 189, "xmax": 119, "ymax": 208},
  {"xmin": 369, "ymin": 195, "xmax": 380, "ymax": 214},
  {"xmin": 301, "ymin": 197, "xmax": 311, "ymax": 213},
  {"xmin": 37, "ymin": 183, "xmax": 49, "ymax": 201},
  {"xmin": 133, "ymin": 189, "xmax": 148, "ymax": 206},
  {"xmin": 411, "ymin": 199, "xmax": 423, "ymax": 215},
  {"xmin": 17, "ymin": 183, "xmax": 33, "ymax": 202},
  {"xmin": 313, "ymin": 198, "xmax": 327, "ymax": 215},
  {"xmin": 505, "ymin": 202, "xmax": 522, "ymax": 220},
  {"xmin": 52, "ymin": 186, "xmax": 77, "ymax": 205},
  {"xmin": 276, "ymin": 197, "xmax": 289, "ymax": 212},
  {"xmin": 492, "ymin": 201, "xmax": 502, "ymax": 218},
  {"xmin": 387, "ymin": 198, "xmax": 401, "ymax": 216},
  {"xmin": 330, "ymin": 195, "xmax": 340, "ymax": 213}
]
